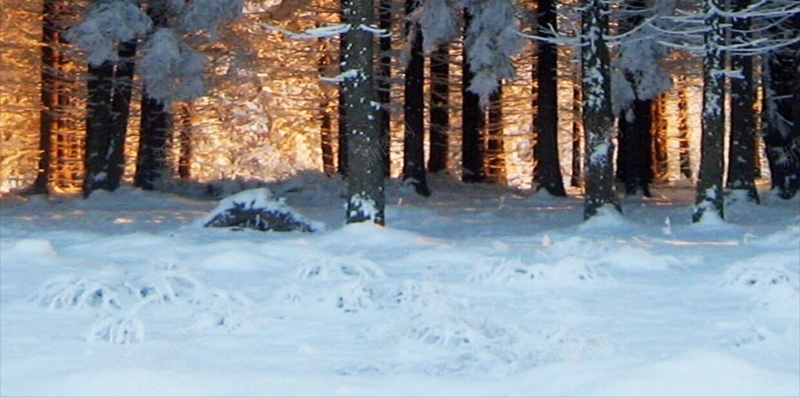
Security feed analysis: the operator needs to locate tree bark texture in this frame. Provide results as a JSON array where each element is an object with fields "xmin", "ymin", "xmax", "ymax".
[
  {"xmin": 343, "ymin": 0, "xmax": 385, "ymax": 225},
  {"xmin": 581, "ymin": 0, "xmax": 618, "ymax": 220},
  {"xmin": 533, "ymin": 0, "xmax": 566, "ymax": 196},
  {"xmin": 461, "ymin": 9, "xmax": 484, "ymax": 183},
  {"xmin": 693, "ymin": 0, "xmax": 726, "ymax": 222},
  {"xmin": 428, "ymin": 44, "xmax": 449, "ymax": 173},
  {"xmin": 403, "ymin": 0, "xmax": 431, "ymax": 196}
]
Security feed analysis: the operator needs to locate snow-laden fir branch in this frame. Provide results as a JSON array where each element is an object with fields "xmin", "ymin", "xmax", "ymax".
[
  {"xmin": 320, "ymin": 69, "xmax": 361, "ymax": 83},
  {"xmin": 261, "ymin": 23, "xmax": 389, "ymax": 40},
  {"xmin": 262, "ymin": 23, "xmax": 351, "ymax": 39}
]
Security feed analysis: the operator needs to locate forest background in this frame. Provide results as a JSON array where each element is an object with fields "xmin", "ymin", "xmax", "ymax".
[{"xmin": 0, "ymin": 0, "xmax": 798, "ymax": 224}]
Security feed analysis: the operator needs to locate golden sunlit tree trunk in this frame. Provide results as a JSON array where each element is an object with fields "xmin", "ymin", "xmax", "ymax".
[
  {"xmin": 377, "ymin": 0, "xmax": 391, "ymax": 177},
  {"xmin": 486, "ymin": 83, "xmax": 506, "ymax": 184},
  {"xmin": 571, "ymin": 81, "xmax": 583, "ymax": 188},
  {"xmin": 693, "ymin": 0, "xmax": 726, "ymax": 222},
  {"xmin": 677, "ymin": 77, "xmax": 692, "ymax": 179},
  {"xmin": 32, "ymin": 0, "xmax": 61, "ymax": 195}
]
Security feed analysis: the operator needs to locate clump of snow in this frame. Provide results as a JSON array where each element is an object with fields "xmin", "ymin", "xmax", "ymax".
[
  {"xmin": 578, "ymin": 205, "xmax": 628, "ymax": 230},
  {"xmin": 88, "ymin": 315, "xmax": 145, "ymax": 344},
  {"xmin": 199, "ymin": 188, "xmax": 322, "ymax": 232}
]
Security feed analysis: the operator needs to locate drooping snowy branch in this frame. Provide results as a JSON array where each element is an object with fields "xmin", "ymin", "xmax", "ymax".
[
  {"xmin": 463, "ymin": 0, "xmax": 524, "ymax": 105},
  {"xmin": 262, "ymin": 23, "xmax": 352, "ymax": 39},
  {"xmin": 413, "ymin": 0, "xmax": 459, "ymax": 53}
]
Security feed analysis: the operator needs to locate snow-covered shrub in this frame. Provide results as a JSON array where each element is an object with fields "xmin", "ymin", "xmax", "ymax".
[
  {"xmin": 288, "ymin": 257, "xmax": 386, "ymax": 313},
  {"xmin": 468, "ymin": 257, "xmax": 604, "ymax": 284},
  {"xmin": 32, "ymin": 276, "xmax": 122, "ymax": 310},
  {"xmin": 88, "ymin": 315, "xmax": 145, "ymax": 344},
  {"xmin": 200, "ymin": 188, "xmax": 321, "ymax": 232},
  {"xmin": 32, "ymin": 262, "xmax": 252, "ymax": 343}
]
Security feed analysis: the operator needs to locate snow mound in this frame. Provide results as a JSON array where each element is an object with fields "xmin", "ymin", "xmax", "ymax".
[
  {"xmin": 199, "ymin": 188, "xmax": 322, "ymax": 232},
  {"xmin": 88, "ymin": 315, "xmax": 145, "ymax": 344},
  {"xmin": 722, "ymin": 260, "xmax": 799, "ymax": 294},
  {"xmin": 469, "ymin": 257, "xmax": 604, "ymax": 285}
]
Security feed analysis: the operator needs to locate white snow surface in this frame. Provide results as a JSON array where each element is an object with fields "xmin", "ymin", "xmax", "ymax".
[{"xmin": 1, "ymin": 175, "xmax": 798, "ymax": 396}]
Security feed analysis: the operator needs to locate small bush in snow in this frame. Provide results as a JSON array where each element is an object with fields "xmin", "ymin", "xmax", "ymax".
[{"xmin": 200, "ymin": 188, "xmax": 321, "ymax": 232}]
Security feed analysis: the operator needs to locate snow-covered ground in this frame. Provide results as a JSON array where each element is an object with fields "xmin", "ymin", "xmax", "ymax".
[{"xmin": 1, "ymin": 173, "xmax": 798, "ymax": 396}]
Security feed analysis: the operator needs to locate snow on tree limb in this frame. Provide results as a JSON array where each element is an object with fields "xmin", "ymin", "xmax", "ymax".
[{"xmin": 65, "ymin": 0, "xmax": 152, "ymax": 66}]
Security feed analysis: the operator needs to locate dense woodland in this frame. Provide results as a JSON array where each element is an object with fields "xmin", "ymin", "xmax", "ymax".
[{"xmin": 0, "ymin": 0, "xmax": 798, "ymax": 225}]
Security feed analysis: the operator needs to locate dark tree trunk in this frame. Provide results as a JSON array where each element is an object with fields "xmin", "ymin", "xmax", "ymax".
[
  {"xmin": 178, "ymin": 102, "xmax": 193, "ymax": 180},
  {"xmin": 428, "ymin": 44, "xmax": 449, "ymax": 173},
  {"xmin": 338, "ymin": 24, "xmax": 349, "ymax": 176},
  {"xmin": 615, "ymin": 0, "xmax": 653, "ymax": 197},
  {"xmin": 571, "ymin": 83, "xmax": 583, "ymax": 188},
  {"xmin": 616, "ymin": 98, "xmax": 653, "ymax": 196},
  {"xmin": 106, "ymin": 39, "xmax": 137, "ymax": 191},
  {"xmin": 134, "ymin": 92, "xmax": 171, "ymax": 190},
  {"xmin": 33, "ymin": 0, "xmax": 59, "ymax": 195},
  {"xmin": 486, "ymin": 83, "xmax": 506, "ymax": 184},
  {"xmin": 763, "ymin": 50, "xmax": 799, "ymax": 199},
  {"xmin": 693, "ymin": 0, "xmax": 726, "ymax": 222},
  {"xmin": 378, "ymin": 0, "xmax": 392, "ymax": 177},
  {"xmin": 83, "ymin": 61, "xmax": 114, "ymax": 197},
  {"xmin": 462, "ymin": 10, "xmax": 484, "ymax": 183},
  {"xmin": 581, "ymin": 0, "xmax": 618, "ymax": 219},
  {"xmin": 726, "ymin": 0, "xmax": 759, "ymax": 202},
  {"xmin": 403, "ymin": 0, "xmax": 430, "ymax": 196},
  {"xmin": 343, "ymin": 0, "xmax": 385, "ymax": 225},
  {"xmin": 677, "ymin": 78, "xmax": 692, "ymax": 179},
  {"xmin": 533, "ymin": 0, "xmax": 566, "ymax": 196}
]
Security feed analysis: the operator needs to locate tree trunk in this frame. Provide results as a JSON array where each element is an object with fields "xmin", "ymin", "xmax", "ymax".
[
  {"xmin": 178, "ymin": 102, "xmax": 193, "ymax": 180},
  {"xmin": 693, "ymin": 0, "xmax": 726, "ymax": 222},
  {"xmin": 461, "ymin": 9, "xmax": 484, "ymax": 183},
  {"xmin": 403, "ymin": 0, "xmax": 430, "ymax": 196},
  {"xmin": 378, "ymin": 0, "xmax": 392, "ymax": 177},
  {"xmin": 486, "ymin": 83, "xmax": 506, "ymax": 184},
  {"xmin": 343, "ymin": 0, "xmax": 385, "ymax": 225},
  {"xmin": 571, "ymin": 82, "xmax": 583, "ymax": 188},
  {"xmin": 106, "ymin": 39, "xmax": 137, "ymax": 191},
  {"xmin": 32, "ymin": 0, "xmax": 60, "ymax": 195},
  {"xmin": 617, "ymin": 98, "xmax": 653, "ymax": 196},
  {"xmin": 651, "ymin": 94, "xmax": 669, "ymax": 181},
  {"xmin": 533, "ymin": 0, "xmax": 566, "ymax": 196},
  {"xmin": 726, "ymin": 0, "xmax": 759, "ymax": 202},
  {"xmin": 615, "ymin": 0, "xmax": 653, "ymax": 197},
  {"xmin": 581, "ymin": 0, "xmax": 618, "ymax": 220},
  {"xmin": 134, "ymin": 92, "xmax": 171, "ymax": 190},
  {"xmin": 677, "ymin": 77, "xmax": 692, "ymax": 179},
  {"xmin": 338, "ymin": 23, "xmax": 348, "ymax": 177},
  {"xmin": 83, "ymin": 61, "xmax": 114, "ymax": 197},
  {"xmin": 318, "ymin": 46, "xmax": 336, "ymax": 176},
  {"xmin": 428, "ymin": 44, "xmax": 449, "ymax": 173},
  {"xmin": 762, "ymin": 42, "xmax": 799, "ymax": 199}
]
